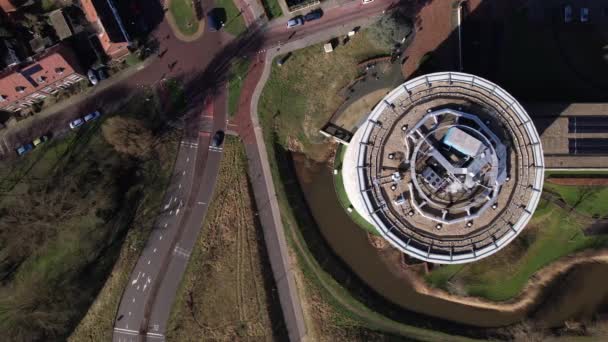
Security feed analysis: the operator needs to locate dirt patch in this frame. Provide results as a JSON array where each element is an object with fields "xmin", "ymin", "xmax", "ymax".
[
  {"xmin": 333, "ymin": 88, "xmax": 390, "ymax": 130},
  {"xmin": 166, "ymin": 138, "xmax": 286, "ymax": 341},
  {"xmin": 376, "ymin": 244, "xmax": 608, "ymax": 319},
  {"xmin": 548, "ymin": 178, "xmax": 608, "ymax": 186}
]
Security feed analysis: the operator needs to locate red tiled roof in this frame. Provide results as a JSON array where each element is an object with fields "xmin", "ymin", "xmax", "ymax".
[
  {"xmin": 0, "ymin": 45, "xmax": 82, "ymax": 106},
  {"xmin": 0, "ymin": 0, "xmax": 16, "ymax": 13},
  {"xmin": 80, "ymin": 0, "xmax": 130, "ymax": 59}
]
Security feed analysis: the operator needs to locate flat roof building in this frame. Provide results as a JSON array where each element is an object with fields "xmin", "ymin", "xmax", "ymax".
[{"xmin": 341, "ymin": 72, "xmax": 544, "ymax": 264}]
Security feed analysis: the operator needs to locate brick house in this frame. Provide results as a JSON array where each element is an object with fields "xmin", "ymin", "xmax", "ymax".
[
  {"xmin": 0, "ymin": 44, "xmax": 85, "ymax": 113},
  {"xmin": 80, "ymin": 0, "xmax": 131, "ymax": 60},
  {"xmin": 0, "ymin": 0, "xmax": 16, "ymax": 14}
]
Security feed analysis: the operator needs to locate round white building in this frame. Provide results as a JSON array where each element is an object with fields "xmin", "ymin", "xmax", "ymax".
[{"xmin": 342, "ymin": 72, "xmax": 544, "ymax": 264}]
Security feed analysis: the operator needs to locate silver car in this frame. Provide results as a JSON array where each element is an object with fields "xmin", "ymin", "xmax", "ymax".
[{"xmin": 287, "ymin": 17, "xmax": 304, "ymax": 28}]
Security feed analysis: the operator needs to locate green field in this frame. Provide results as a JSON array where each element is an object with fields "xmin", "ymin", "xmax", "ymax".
[
  {"xmin": 227, "ymin": 59, "xmax": 251, "ymax": 117},
  {"xmin": 170, "ymin": 0, "xmax": 199, "ymax": 36},
  {"xmin": 215, "ymin": 0, "xmax": 247, "ymax": 36},
  {"xmin": 0, "ymin": 90, "xmax": 179, "ymax": 341},
  {"xmin": 544, "ymin": 182, "xmax": 608, "ymax": 217},
  {"xmin": 333, "ymin": 145, "xmax": 378, "ymax": 235}
]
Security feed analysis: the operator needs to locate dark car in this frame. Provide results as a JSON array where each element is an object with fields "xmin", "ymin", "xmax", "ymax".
[
  {"xmin": 304, "ymin": 9, "xmax": 323, "ymax": 22},
  {"xmin": 207, "ymin": 9, "xmax": 225, "ymax": 32},
  {"xmin": 16, "ymin": 143, "xmax": 34, "ymax": 156},
  {"xmin": 212, "ymin": 130, "xmax": 225, "ymax": 148}
]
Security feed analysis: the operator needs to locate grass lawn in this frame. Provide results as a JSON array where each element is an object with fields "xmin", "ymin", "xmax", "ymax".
[
  {"xmin": 333, "ymin": 145, "xmax": 378, "ymax": 235},
  {"xmin": 166, "ymin": 137, "xmax": 287, "ymax": 340},
  {"xmin": 227, "ymin": 59, "xmax": 251, "ymax": 117},
  {"xmin": 425, "ymin": 200, "xmax": 608, "ymax": 301},
  {"xmin": 215, "ymin": 0, "xmax": 247, "ymax": 36},
  {"xmin": 259, "ymin": 30, "xmax": 392, "ymax": 157},
  {"xmin": 261, "ymin": 0, "xmax": 282, "ymax": 19},
  {"xmin": 544, "ymin": 182, "xmax": 608, "ymax": 217},
  {"xmin": 170, "ymin": 0, "xmax": 199, "ymax": 36}
]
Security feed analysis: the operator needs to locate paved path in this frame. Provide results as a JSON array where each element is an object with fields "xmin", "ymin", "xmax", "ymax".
[{"xmin": 232, "ymin": 1, "xmax": 396, "ymax": 341}]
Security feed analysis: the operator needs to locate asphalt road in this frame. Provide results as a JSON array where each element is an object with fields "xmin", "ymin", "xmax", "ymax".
[{"xmin": 114, "ymin": 1, "xmax": 396, "ymax": 340}]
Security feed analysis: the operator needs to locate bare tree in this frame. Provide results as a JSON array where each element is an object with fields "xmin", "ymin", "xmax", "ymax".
[{"xmin": 102, "ymin": 117, "xmax": 155, "ymax": 158}]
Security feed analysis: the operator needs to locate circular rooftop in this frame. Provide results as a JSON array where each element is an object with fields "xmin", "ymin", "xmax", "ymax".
[{"xmin": 342, "ymin": 72, "xmax": 544, "ymax": 264}]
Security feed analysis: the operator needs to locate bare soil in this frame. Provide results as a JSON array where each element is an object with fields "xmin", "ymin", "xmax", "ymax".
[{"xmin": 547, "ymin": 178, "xmax": 608, "ymax": 186}]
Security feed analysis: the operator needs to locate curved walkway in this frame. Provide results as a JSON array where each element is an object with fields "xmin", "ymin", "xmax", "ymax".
[{"xmin": 165, "ymin": 0, "xmax": 205, "ymax": 42}]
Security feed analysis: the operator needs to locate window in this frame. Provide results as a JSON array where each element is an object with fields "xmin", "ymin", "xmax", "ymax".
[{"xmin": 15, "ymin": 86, "xmax": 26, "ymax": 93}]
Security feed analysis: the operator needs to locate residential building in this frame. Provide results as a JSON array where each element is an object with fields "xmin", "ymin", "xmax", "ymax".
[
  {"xmin": 80, "ymin": 0, "xmax": 130, "ymax": 60},
  {"xmin": 0, "ymin": 44, "xmax": 85, "ymax": 113},
  {"xmin": 0, "ymin": 0, "xmax": 16, "ymax": 14}
]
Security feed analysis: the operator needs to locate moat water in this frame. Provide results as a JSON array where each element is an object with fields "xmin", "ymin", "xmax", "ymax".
[{"xmin": 292, "ymin": 153, "xmax": 608, "ymax": 329}]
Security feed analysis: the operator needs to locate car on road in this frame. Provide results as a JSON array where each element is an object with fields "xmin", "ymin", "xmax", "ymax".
[
  {"xmin": 32, "ymin": 135, "xmax": 49, "ymax": 147},
  {"xmin": 564, "ymin": 5, "xmax": 573, "ymax": 23},
  {"xmin": 84, "ymin": 110, "xmax": 101, "ymax": 122},
  {"xmin": 212, "ymin": 130, "xmax": 225, "ymax": 148},
  {"xmin": 362, "ymin": 0, "xmax": 374, "ymax": 4},
  {"xmin": 87, "ymin": 69, "xmax": 98, "ymax": 85},
  {"xmin": 69, "ymin": 117, "xmax": 85, "ymax": 129},
  {"xmin": 287, "ymin": 16, "xmax": 304, "ymax": 28},
  {"xmin": 581, "ymin": 7, "xmax": 589, "ymax": 22},
  {"xmin": 304, "ymin": 9, "xmax": 323, "ymax": 22},
  {"xmin": 16, "ymin": 143, "xmax": 34, "ymax": 156}
]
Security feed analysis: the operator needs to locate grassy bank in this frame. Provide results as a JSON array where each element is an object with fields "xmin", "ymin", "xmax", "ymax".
[
  {"xmin": 0, "ymin": 89, "xmax": 179, "ymax": 341},
  {"xmin": 258, "ymin": 29, "xmax": 392, "ymax": 159},
  {"xmin": 166, "ymin": 137, "xmax": 287, "ymax": 340},
  {"xmin": 215, "ymin": 0, "xmax": 246, "ymax": 36},
  {"xmin": 228, "ymin": 59, "xmax": 251, "ymax": 117},
  {"xmin": 543, "ymin": 182, "xmax": 608, "ymax": 217},
  {"xmin": 425, "ymin": 195, "xmax": 608, "ymax": 301},
  {"xmin": 169, "ymin": 0, "xmax": 199, "ymax": 36},
  {"xmin": 257, "ymin": 25, "xmax": 480, "ymax": 341},
  {"xmin": 333, "ymin": 145, "xmax": 379, "ymax": 235},
  {"xmin": 261, "ymin": 0, "xmax": 282, "ymax": 19}
]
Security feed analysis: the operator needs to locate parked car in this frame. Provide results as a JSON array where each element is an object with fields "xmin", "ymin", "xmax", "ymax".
[
  {"xmin": 69, "ymin": 118, "xmax": 84, "ymax": 129},
  {"xmin": 212, "ymin": 130, "xmax": 225, "ymax": 148},
  {"xmin": 304, "ymin": 9, "xmax": 323, "ymax": 22},
  {"xmin": 581, "ymin": 7, "xmax": 589, "ymax": 22},
  {"xmin": 84, "ymin": 110, "xmax": 101, "ymax": 122},
  {"xmin": 564, "ymin": 5, "xmax": 573, "ymax": 23},
  {"xmin": 287, "ymin": 16, "xmax": 304, "ymax": 28},
  {"xmin": 207, "ymin": 9, "xmax": 225, "ymax": 32},
  {"xmin": 87, "ymin": 69, "xmax": 98, "ymax": 85},
  {"xmin": 16, "ymin": 143, "xmax": 34, "ymax": 156},
  {"xmin": 97, "ymin": 68, "xmax": 108, "ymax": 80},
  {"xmin": 32, "ymin": 135, "xmax": 49, "ymax": 147}
]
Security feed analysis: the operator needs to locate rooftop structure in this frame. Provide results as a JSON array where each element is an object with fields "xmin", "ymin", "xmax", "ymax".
[
  {"xmin": 342, "ymin": 72, "xmax": 544, "ymax": 264},
  {"xmin": 49, "ymin": 9, "xmax": 74, "ymax": 40},
  {"xmin": 0, "ymin": 44, "xmax": 84, "ymax": 112},
  {"xmin": 81, "ymin": 0, "xmax": 130, "ymax": 59}
]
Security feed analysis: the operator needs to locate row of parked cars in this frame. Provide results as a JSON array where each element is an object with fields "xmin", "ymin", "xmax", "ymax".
[
  {"xmin": 287, "ymin": 9, "xmax": 323, "ymax": 28},
  {"xmin": 16, "ymin": 135, "xmax": 50, "ymax": 156},
  {"xmin": 69, "ymin": 110, "xmax": 102, "ymax": 129},
  {"xmin": 15, "ymin": 110, "xmax": 102, "ymax": 157},
  {"xmin": 564, "ymin": 5, "xmax": 589, "ymax": 23}
]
